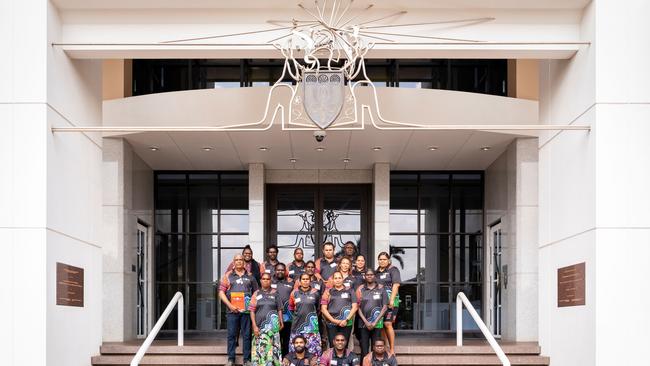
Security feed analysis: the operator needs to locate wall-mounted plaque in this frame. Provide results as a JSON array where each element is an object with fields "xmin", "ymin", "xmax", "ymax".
[
  {"xmin": 56, "ymin": 262, "xmax": 84, "ymax": 307},
  {"xmin": 557, "ymin": 262, "xmax": 585, "ymax": 307}
]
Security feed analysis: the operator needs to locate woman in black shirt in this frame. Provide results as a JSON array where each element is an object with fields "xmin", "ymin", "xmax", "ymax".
[
  {"xmin": 321, "ymin": 271, "xmax": 358, "ymax": 348},
  {"xmin": 375, "ymin": 252, "xmax": 401, "ymax": 355},
  {"xmin": 250, "ymin": 272, "xmax": 284, "ymax": 366}
]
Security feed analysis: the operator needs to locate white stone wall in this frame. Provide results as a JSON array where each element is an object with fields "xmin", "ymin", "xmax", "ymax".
[
  {"xmin": 0, "ymin": 1, "xmax": 104, "ymax": 365},
  {"xmin": 538, "ymin": 1, "xmax": 650, "ymax": 364},
  {"xmin": 485, "ymin": 138, "xmax": 539, "ymax": 342},
  {"xmin": 102, "ymin": 138, "xmax": 153, "ymax": 342}
]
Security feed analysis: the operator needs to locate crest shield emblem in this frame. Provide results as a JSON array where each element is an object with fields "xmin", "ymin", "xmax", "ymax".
[{"xmin": 303, "ymin": 70, "xmax": 345, "ymax": 129}]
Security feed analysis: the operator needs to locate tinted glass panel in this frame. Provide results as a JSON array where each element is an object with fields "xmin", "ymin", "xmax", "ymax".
[{"xmin": 155, "ymin": 235, "xmax": 185, "ymax": 282}]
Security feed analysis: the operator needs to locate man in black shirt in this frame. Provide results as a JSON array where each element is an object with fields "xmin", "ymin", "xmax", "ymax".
[
  {"xmin": 361, "ymin": 339, "xmax": 398, "ymax": 366},
  {"xmin": 261, "ymin": 245, "xmax": 281, "ymax": 277},
  {"xmin": 315, "ymin": 242, "xmax": 338, "ymax": 281},
  {"xmin": 319, "ymin": 333, "xmax": 360, "ymax": 366},
  {"xmin": 283, "ymin": 335, "xmax": 318, "ymax": 366},
  {"xmin": 273, "ymin": 262, "xmax": 295, "ymax": 357}
]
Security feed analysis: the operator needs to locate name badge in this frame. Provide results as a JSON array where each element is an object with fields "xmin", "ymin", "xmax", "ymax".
[
  {"xmin": 373, "ymin": 294, "xmax": 381, "ymax": 300},
  {"xmin": 341, "ymin": 293, "xmax": 349, "ymax": 299},
  {"xmin": 330, "ymin": 262, "xmax": 337, "ymax": 268},
  {"xmin": 289, "ymin": 270, "xmax": 295, "ymax": 275},
  {"xmin": 314, "ymin": 284, "xmax": 321, "ymax": 290},
  {"xmin": 256, "ymin": 295, "xmax": 263, "ymax": 300},
  {"xmin": 271, "ymin": 284, "xmax": 278, "ymax": 289},
  {"xmin": 236, "ymin": 279, "xmax": 244, "ymax": 284},
  {"xmin": 265, "ymin": 269, "xmax": 271, "ymax": 273},
  {"xmin": 380, "ymin": 273, "xmax": 388, "ymax": 279},
  {"xmin": 290, "ymin": 364, "xmax": 296, "ymax": 366},
  {"xmin": 330, "ymin": 361, "xmax": 337, "ymax": 365},
  {"xmin": 295, "ymin": 297, "xmax": 301, "ymax": 303},
  {"xmin": 344, "ymin": 283, "xmax": 350, "ymax": 289}
]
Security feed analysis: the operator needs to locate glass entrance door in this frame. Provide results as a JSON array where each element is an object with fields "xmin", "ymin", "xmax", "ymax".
[{"xmin": 267, "ymin": 185, "xmax": 371, "ymax": 263}]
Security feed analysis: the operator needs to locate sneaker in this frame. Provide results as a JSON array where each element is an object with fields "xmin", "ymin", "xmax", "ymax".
[
  {"xmin": 243, "ymin": 361, "xmax": 253, "ymax": 366},
  {"xmin": 224, "ymin": 361, "xmax": 234, "ymax": 366}
]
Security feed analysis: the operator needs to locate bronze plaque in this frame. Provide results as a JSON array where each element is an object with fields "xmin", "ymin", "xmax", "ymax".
[
  {"xmin": 56, "ymin": 262, "xmax": 84, "ymax": 307},
  {"xmin": 557, "ymin": 262, "xmax": 585, "ymax": 307}
]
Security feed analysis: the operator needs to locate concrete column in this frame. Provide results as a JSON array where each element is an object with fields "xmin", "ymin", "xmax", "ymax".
[
  {"xmin": 249, "ymin": 163, "xmax": 265, "ymax": 255},
  {"xmin": 539, "ymin": 1, "xmax": 650, "ymax": 365},
  {"xmin": 373, "ymin": 163, "xmax": 390, "ymax": 260}
]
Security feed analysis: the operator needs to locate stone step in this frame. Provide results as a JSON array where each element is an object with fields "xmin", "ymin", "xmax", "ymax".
[{"xmin": 92, "ymin": 354, "xmax": 549, "ymax": 366}]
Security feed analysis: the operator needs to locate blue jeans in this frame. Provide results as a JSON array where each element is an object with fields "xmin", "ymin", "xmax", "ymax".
[{"xmin": 227, "ymin": 312, "xmax": 252, "ymax": 362}]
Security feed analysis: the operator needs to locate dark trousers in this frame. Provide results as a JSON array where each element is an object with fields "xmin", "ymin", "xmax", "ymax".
[
  {"xmin": 227, "ymin": 312, "xmax": 252, "ymax": 362},
  {"xmin": 358, "ymin": 326, "xmax": 382, "ymax": 359},
  {"xmin": 280, "ymin": 321, "xmax": 292, "ymax": 357},
  {"xmin": 326, "ymin": 324, "xmax": 352, "ymax": 348}
]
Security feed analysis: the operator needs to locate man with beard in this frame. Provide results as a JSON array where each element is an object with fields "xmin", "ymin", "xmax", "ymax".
[
  {"xmin": 282, "ymin": 335, "xmax": 318, "ymax": 366},
  {"xmin": 315, "ymin": 242, "xmax": 338, "ymax": 282},
  {"xmin": 361, "ymin": 339, "xmax": 398, "ymax": 366},
  {"xmin": 273, "ymin": 262, "xmax": 295, "ymax": 357},
  {"xmin": 318, "ymin": 333, "xmax": 360, "ymax": 366}
]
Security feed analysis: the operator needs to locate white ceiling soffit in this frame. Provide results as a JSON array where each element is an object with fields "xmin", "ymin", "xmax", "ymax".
[
  {"xmin": 53, "ymin": 0, "xmax": 591, "ymax": 10},
  {"xmin": 105, "ymin": 86, "xmax": 538, "ymax": 170}
]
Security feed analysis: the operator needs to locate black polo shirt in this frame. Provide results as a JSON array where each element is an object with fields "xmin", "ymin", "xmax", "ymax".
[{"xmin": 321, "ymin": 286, "xmax": 357, "ymax": 326}]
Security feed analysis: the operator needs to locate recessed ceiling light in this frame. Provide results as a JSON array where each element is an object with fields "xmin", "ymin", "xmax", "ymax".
[
  {"xmin": 289, "ymin": 158, "xmax": 297, "ymax": 163},
  {"xmin": 342, "ymin": 158, "xmax": 351, "ymax": 163},
  {"xmin": 202, "ymin": 147, "xmax": 212, "ymax": 152},
  {"xmin": 149, "ymin": 146, "xmax": 159, "ymax": 151},
  {"xmin": 428, "ymin": 146, "xmax": 439, "ymax": 151},
  {"xmin": 315, "ymin": 147, "xmax": 325, "ymax": 152},
  {"xmin": 259, "ymin": 147, "xmax": 269, "ymax": 152},
  {"xmin": 481, "ymin": 146, "xmax": 491, "ymax": 151},
  {"xmin": 372, "ymin": 146, "xmax": 382, "ymax": 151}
]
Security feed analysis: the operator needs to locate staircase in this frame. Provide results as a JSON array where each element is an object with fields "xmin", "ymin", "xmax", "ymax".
[{"xmin": 91, "ymin": 338, "xmax": 549, "ymax": 366}]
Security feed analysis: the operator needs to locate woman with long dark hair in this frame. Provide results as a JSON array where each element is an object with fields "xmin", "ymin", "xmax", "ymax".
[
  {"xmin": 250, "ymin": 272, "xmax": 283, "ymax": 366},
  {"xmin": 355, "ymin": 269, "xmax": 388, "ymax": 359},
  {"xmin": 375, "ymin": 251, "xmax": 401, "ymax": 355},
  {"xmin": 288, "ymin": 273, "xmax": 322, "ymax": 357}
]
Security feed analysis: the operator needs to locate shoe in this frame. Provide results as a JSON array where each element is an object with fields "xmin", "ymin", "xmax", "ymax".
[
  {"xmin": 243, "ymin": 361, "xmax": 253, "ymax": 366},
  {"xmin": 225, "ymin": 361, "xmax": 234, "ymax": 366}
]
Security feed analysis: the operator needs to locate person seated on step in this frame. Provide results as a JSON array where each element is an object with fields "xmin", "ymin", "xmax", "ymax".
[
  {"xmin": 362, "ymin": 339, "xmax": 398, "ymax": 366},
  {"xmin": 283, "ymin": 335, "xmax": 318, "ymax": 366},
  {"xmin": 318, "ymin": 333, "xmax": 360, "ymax": 366}
]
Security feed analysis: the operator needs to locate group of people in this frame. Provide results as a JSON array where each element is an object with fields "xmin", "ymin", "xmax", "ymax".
[{"xmin": 218, "ymin": 241, "xmax": 402, "ymax": 366}]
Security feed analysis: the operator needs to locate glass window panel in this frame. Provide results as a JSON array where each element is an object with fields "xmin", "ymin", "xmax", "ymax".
[
  {"xmin": 390, "ymin": 185, "xmax": 418, "ymax": 233},
  {"xmin": 323, "ymin": 209, "xmax": 360, "ymax": 232},
  {"xmin": 389, "ymin": 235, "xmax": 417, "ymax": 248},
  {"xmin": 277, "ymin": 191, "xmax": 316, "ymax": 232},
  {"xmin": 394, "ymin": 283, "xmax": 417, "ymax": 330},
  {"xmin": 155, "ymin": 185, "xmax": 186, "ymax": 233},
  {"xmin": 452, "ymin": 174, "xmax": 483, "ymax": 234},
  {"xmin": 188, "ymin": 184, "xmax": 219, "ymax": 233},
  {"xmin": 155, "ymin": 235, "xmax": 185, "ymax": 282},
  {"xmin": 220, "ymin": 210, "xmax": 249, "ymax": 233},
  {"xmin": 156, "ymin": 283, "xmax": 185, "ymax": 330},
  {"xmin": 156, "ymin": 173, "xmax": 186, "ymax": 185},
  {"xmin": 386, "ymin": 247, "xmax": 418, "ymax": 282},
  {"xmin": 221, "ymin": 184, "xmax": 248, "ymax": 210},
  {"xmin": 220, "ymin": 234, "xmax": 249, "ymax": 248},
  {"xmin": 187, "ymin": 283, "xmax": 218, "ymax": 331},
  {"xmin": 420, "ymin": 235, "xmax": 449, "ymax": 283},
  {"xmin": 450, "ymin": 284, "xmax": 482, "ymax": 331},
  {"xmin": 418, "ymin": 284, "xmax": 450, "ymax": 331},
  {"xmin": 451, "ymin": 235, "xmax": 483, "ymax": 283},
  {"xmin": 420, "ymin": 174, "xmax": 450, "ymax": 233},
  {"xmin": 187, "ymin": 235, "xmax": 217, "ymax": 282}
]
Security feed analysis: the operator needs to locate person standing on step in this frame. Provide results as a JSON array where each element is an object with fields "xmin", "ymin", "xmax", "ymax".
[
  {"xmin": 318, "ymin": 333, "xmax": 360, "ymax": 366},
  {"xmin": 282, "ymin": 335, "xmax": 318, "ymax": 366},
  {"xmin": 250, "ymin": 272, "xmax": 284, "ymax": 366},
  {"xmin": 288, "ymin": 273, "xmax": 322, "ymax": 357},
  {"xmin": 288, "ymin": 247, "xmax": 306, "ymax": 281},
  {"xmin": 337, "ymin": 241, "xmax": 358, "ymax": 263},
  {"xmin": 261, "ymin": 245, "xmax": 285, "ymax": 278},
  {"xmin": 302, "ymin": 260, "xmax": 325, "ymax": 296},
  {"xmin": 219, "ymin": 254, "xmax": 258, "ymax": 366},
  {"xmin": 361, "ymin": 339, "xmax": 398, "ymax": 366},
  {"xmin": 355, "ymin": 269, "xmax": 388, "ymax": 359},
  {"xmin": 352, "ymin": 254, "xmax": 369, "ymax": 347},
  {"xmin": 375, "ymin": 252, "xmax": 401, "ymax": 355},
  {"xmin": 273, "ymin": 262, "xmax": 295, "ymax": 357},
  {"xmin": 315, "ymin": 242, "xmax": 338, "ymax": 282},
  {"xmin": 321, "ymin": 271, "xmax": 358, "ymax": 348}
]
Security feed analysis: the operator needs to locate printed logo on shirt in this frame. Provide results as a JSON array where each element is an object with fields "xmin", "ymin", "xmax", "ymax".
[
  {"xmin": 295, "ymin": 297, "xmax": 302, "ymax": 303},
  {"xmin": 265, "ymin": 269, "xmax": 271, "ymax": 273},
  {"xmin": 256, "ymin": 295, "xmax": 263, "ymax": 300},
  {"xmin": 329, "ymin": 360, "xmax": 337, "ymax": 365},
  {"xmin": 289, "ymin": 270, "xmax": 295, "ymax": 274},
  {"xmin": 236, "ymin": 279, "xmax": 244, "ymax": 284},
  {"xmin": 271, "ymin": 284, "xmax": 278, "ymax": 289}
]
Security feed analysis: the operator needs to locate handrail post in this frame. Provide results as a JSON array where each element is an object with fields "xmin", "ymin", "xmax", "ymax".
[
  {"xmin": 456, "ymin": 292, "xmax": 463, "ymax": 346},
  {"xmin": 178, "ymin": 295, "xmax": 184, "ymax": 346}
]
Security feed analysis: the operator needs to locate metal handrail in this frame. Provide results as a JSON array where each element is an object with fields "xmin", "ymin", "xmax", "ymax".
[
  {"xmin": 456, "ymin": 292, "xmax": 510, "ymax": 366},
  {"xmin": 130, "ymin": 291, "xmax": 184, "ymax": 366}
]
